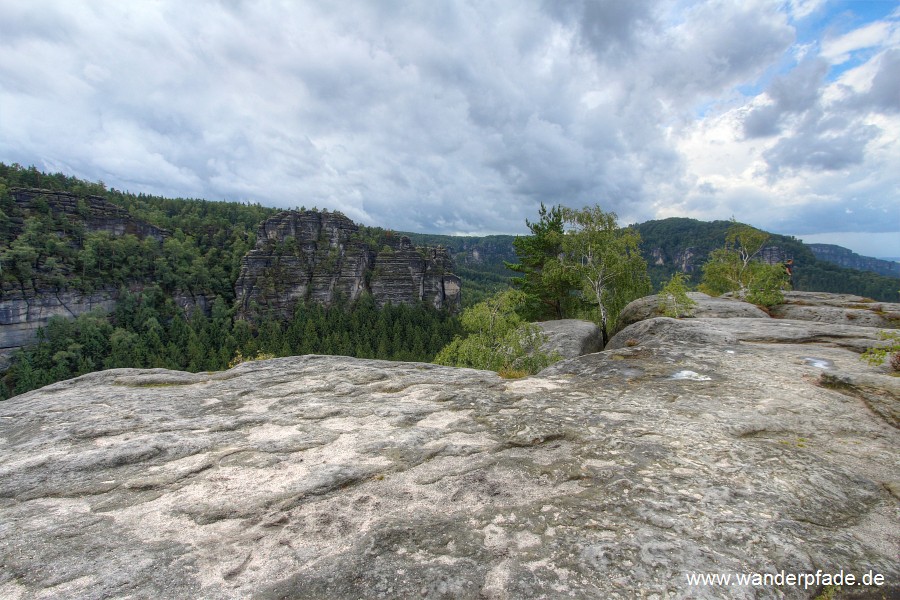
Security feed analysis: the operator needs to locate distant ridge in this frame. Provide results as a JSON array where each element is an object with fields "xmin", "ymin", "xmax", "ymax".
[{"xmin": 807, "ymin": 243, "xmax": 900, "ymax": 278}]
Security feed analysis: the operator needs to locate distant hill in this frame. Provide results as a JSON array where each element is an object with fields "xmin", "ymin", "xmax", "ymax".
[
  {"xmin": 410, "ymin": 217, "xmax": 899, "ymax": 303},
  {"xmin": 632, "ymin": 218, "xmax": 898, "ymax": 302},
  {"xmin": 399, "ymin": 231, "xmax": 517, "ymax": 306},
  {"xmin": 807, "ymin": 244, "xmax": 900, "ymax": 278}
]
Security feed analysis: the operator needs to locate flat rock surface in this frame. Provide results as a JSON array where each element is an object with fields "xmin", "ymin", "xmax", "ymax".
[
  {"xmin": 2, "ymin": 341, "xmax": 898, "ymax": 598},
  {"xmin": 618, "ymin": 293, "xmax": 769, "ymax": 329},
  {"xmin": 608, "ymin": 316, "xmax": 894, "ymax": 354},
  {"xmin": 769, "ymin": 292, "xmax": 900, "ymax": 328},
  {"xmin": 535, "ymin": 319, "xmax": 603, "ymax": 359}
]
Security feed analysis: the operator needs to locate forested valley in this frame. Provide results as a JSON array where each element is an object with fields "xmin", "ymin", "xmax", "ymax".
[
  {"xmin": 0, "ymin": 164, "xmax": 460, "ymax": 399},
  {"xmin": 1, "ymin": 163, "xmax": 898, "ymax": 399}
]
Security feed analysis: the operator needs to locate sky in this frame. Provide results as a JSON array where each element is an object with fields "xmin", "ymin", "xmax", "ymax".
[{"xmin": 1, "ymin": 1, "xmax": 898, "ymax": 258}]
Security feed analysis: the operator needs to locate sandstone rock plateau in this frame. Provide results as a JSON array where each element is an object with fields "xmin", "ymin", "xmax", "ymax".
[{"xmin": 1, "ymin": 293, "xmax": 898, "ymax": 599}]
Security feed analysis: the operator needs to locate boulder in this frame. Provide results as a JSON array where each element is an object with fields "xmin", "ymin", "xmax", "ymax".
[
  {"xmin": 534, "ymin": 319, "xmax": 602, "ymax": 359},
  {"xmin": 617, "ymin": 292, "xmax": 769, "ymax": 329},
  {"xmin": 2, "ymin": 342, "xmax": 898, "ymax": 598}
]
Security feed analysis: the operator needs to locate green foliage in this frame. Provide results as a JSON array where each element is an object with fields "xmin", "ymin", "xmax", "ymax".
[
  {"xmin": 658, "ymin": 273, "xmax": 696, "ymax": 318},
  {"xmin": 1, "ymin": 291, "xmax": 462, "ymax": 399},
  {"xmin": 506, "ymin": 204, "xmax": 578, "ymax": 320},
  {"xmin": 558, "ymin": 206, "xmax": 651, "ymax": 345},
  {"xmin": 746, "ymin": 263, "xmax": 788, "ymax": 307},
  {"xmin": 699, "ymin": 222, "xmax": 769, "ymax": 294},
  {"xmin": 433, "ymin": 290, "xmax": 558, "ymax": 376},
  {"xmin": 228, "ymin": 350, "xmax": 276, "ymax": 368},
  {"xmin": 0, "ymin": 162, "xmax": 274, "ymax": 303},
  {"xmin": 699, "ymin": 222, "xmax": 787, "ymax": 306},
  {"xmin": 635, "ymin": 217, "xmax": 898, "ymax": 302},
  {"xmin": 861, "ymin": 330, "xmax": 900, "ymax": 372}
]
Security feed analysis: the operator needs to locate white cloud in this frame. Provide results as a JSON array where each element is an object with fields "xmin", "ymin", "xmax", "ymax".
[
  {"xmin": 0, "ymin": 0, "xmax": 896, "ymax": 256},
  {"xmin": 821, "ymin": 21, "xmax": 893, "ymax": 64}
]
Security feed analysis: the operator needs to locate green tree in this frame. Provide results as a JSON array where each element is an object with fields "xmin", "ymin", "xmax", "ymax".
[
  {"xmin": 434, "ymin": 290, "xmax": 557, "ymax": 376},
  {"xmin": 506, "ymin": 203, "xmax": 578, "ymax": 320},
  {"xmin": 558, "ymin": 206, "xmax": 651, "ymax": 346},
  {"xmin": 658, "ymin": 272, "xmax": 696, "ymax": 318},
  {"xmin": 700, "ymin": 222, "xmax": 787, "ymax": 306}
]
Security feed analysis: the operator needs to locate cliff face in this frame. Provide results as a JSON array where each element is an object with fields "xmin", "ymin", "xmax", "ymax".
[
  {"xmin": 234, "ymin": 211, "xmax": 460, "ymax": 319},
  {"xmin": 649, "ymin": 243, "xmax": 790, "ymax": 273},
  {"xmin": 0, "ymin": 287, "xmax": 119, "ymax": 371},
  {"xmin": 0, "ymin": 190, "xmax": 170, "ymax": 364},
  {"xmin": 8, "ymin": 188, "xmax": 168, "ymax": 241},
  {"xmin": 808, "ymin": 243, "xmax": 900, "ymax": 278}
]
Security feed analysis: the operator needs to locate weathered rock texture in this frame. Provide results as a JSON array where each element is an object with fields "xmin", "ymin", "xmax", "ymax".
[
  {"xmin": 617, "ymin": 292, "xmax": 769, "ymax": 329},
  {"xmin": 234, "ymin": 211, "xmax": 460, "ymax": 319},
  {"xmin": 0, "ymin": 287, "xmax": 118, "ymax": 364},
  {"xmin": 770, "ymin": 292, "xmax": 900, "ymax": 328},
  {"xmin": 535, "ymin": 319, "xmax": 603, "ymax": 359},
  {"xmin": 2, "ymin": 294, "xmax": 898, "ymax": 599},
  {"xmin": 618, "ymin": 290, "xmax": 900, "ymax": 336}
]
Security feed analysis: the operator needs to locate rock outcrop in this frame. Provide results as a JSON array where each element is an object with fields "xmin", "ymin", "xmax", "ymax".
[
  {"xmin": 234, "ymin": 211, "xmax": 460, "ymax": 319},
  {"xmin": 2, "ymin": 292, "xmax": 897, "ymax": 599},
  {"xmin": 769, "ymin": 292, "xmax": 900, "ymax": 328},
  {"xmin": 535, "ymin": 319, "xmax": 603, "ymax": 359},
  {"xmin": 8, "ymin": 188, "xmax": 168, "ymax": 242},
  {"xmin": 0, "ymin": 287, "xmax": 118, "ymax": 370},
  {"xmin": 617, "ymin": 292, "xmax": 769, "ymax": 329},
  {"xmin": 618, "ymin": 290, "xmax": 900, "ymax": 335}
]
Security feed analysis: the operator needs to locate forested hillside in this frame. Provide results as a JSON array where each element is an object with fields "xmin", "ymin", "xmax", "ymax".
[
  {"xmin": 1, "ymin": 164, "xmax": 897, "ymax": 399},
  {"xmin": 400, "ymin": 232, "xmax": 516, "ymax": 306},
  {"xmin": 0, "ymin": 163, "xmax": 275, "ymax": 302},
  {"xmin": 635, "ymin": 218, "xmax": 899, "ymax": 301},
  {"xmin": 0, "ymin": 164, "xmax": 461, "ymax": 399}
]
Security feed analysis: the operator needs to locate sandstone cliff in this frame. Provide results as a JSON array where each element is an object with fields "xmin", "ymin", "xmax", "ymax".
[
  {"xmin": 7, "ymin": 188, "xmax": 168, "ymax": 242},
  {"xmin": 234, "ymin": 210, "xmax": 461, "ymax": 319},
  {"xmin": 1, "ymin": 292, "xmax": 896, "ymax": 598},
  {"xmin": 0, "ymin": 190, "xmax": 170, "ymax": 365}
]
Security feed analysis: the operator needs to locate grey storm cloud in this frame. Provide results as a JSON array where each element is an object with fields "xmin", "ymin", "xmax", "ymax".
[
  {"xmin": 763, "ymin": 112, "xmax": 880, "ymax": 173},
  {"xmin": 743, "ymin": 59, "xmax": 829, "ymax": 138},
  {"xmin": 0, "ymin": 0, "xmax": 896, "ymax": 247},
  {"xmin": 854, "ymin": 48, "xmax": 900, "ymax": 113}
]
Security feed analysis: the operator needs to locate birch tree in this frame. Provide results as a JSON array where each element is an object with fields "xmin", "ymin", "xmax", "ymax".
[{"xmin": 560, "ymin": 206, "xmax": 650, "ymax": 346}]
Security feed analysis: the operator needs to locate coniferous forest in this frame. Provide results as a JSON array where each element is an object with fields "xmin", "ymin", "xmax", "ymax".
[
  {"xmin": 1, "ymin": 163, "xmax": 898, "ymax": 399},
  {"xmin": 0, "ymin": 164, "xmax": 460, "ymax": 399}
]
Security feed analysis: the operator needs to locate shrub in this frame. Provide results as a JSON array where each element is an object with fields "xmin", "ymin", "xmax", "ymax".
[
  {"xmin": 229, "ymin": 350, "xmax": 276, "ymax": 369},
  {"xmin": 861, "ymin": 330, "xmax": 900, "ymax": 372},
  {"xmin": 433, "ymin": 290, "xmax": 559, "ymax": 375},
  {"xmin": 658, "ymin": 272, "xmax": 696, "ymax": 318}
]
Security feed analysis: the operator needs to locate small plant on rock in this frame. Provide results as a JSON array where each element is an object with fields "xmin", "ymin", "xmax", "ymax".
[
  {"xmin": 229, "ymin": 350, "xmax": 276, "ymax": 369},
  {"xmin": 860, "ymin": 330, "xmax": 900, "ymax": 372}
]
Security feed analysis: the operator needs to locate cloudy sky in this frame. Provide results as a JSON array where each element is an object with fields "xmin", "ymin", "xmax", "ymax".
[{"xmin": 1, "ymin": 1, "xmax": 898, "ymax": 257}]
